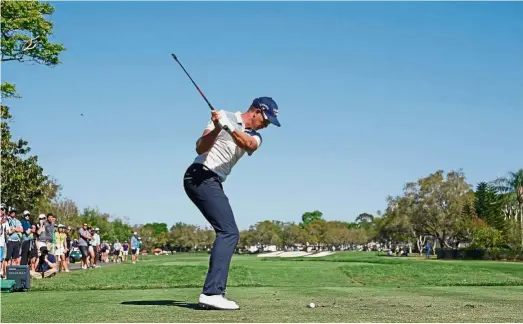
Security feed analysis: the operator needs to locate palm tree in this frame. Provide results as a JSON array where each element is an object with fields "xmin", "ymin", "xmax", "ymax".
[{"xmin": 494, "ymin": 169, "xmax": 523, "ymax": 246}]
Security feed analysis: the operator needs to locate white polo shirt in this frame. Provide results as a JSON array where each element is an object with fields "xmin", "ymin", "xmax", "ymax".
[{"xmin": 194, "ymin": 110, "xmax": 262, "ymax": 182}]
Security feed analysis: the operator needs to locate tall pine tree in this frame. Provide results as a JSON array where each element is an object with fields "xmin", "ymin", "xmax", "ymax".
[{"xmin": 475, "ymin": 182, "xmax": 504, "ymax": 231}]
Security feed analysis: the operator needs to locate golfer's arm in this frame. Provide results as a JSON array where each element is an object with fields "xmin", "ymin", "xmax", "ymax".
[
  {"xmin": 196, "ymin": 128, "xmax": 221, "ymax": 154},
  {"xmin": 230, "ymin": 131, "xmax": 259, "ymax": 152}
]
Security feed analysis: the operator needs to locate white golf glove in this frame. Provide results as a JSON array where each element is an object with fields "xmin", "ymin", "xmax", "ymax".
[{"xmin": 218, "ymin": 112, "xmax": 235, "ymax": 134}]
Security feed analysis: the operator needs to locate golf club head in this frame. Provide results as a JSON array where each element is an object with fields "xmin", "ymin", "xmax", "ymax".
[{"xmin": 171, "ymin": 53, "xmax": 178, "ymax": 61}]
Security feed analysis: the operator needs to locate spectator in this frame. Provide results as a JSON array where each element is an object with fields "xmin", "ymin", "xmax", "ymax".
[
  {"xmin": 130, "ymin": 232, "xmax": 139, "ymax": 264},
  {"xmin": 92, "ymin": 227, "xmax": 101, "ymax": 267},
  {"xmin": 30, "ymin": 224, "xmax": 39, "ymax": 271},
  {"xmin": 20, "ymin": 210, "xmax": 33, "ymax": 266},
  {"xmin": 122, "ymin": 241, "xmax": 129, "ymax": 262},
  {"xmin": 0, "ymin": 207, "xmax": 8, "ymax": 278},
  {"xmin": 36, "ymin": 214, "xmax": 48, "ymax": 251},
  {"xmin": 30, "ymin": 246, "xmax": 57, "ymax": 279},
  {"xmin": 425, "ymin": 242, "xmax": 431, "ymax": 260},
  {"xmin": 113, "ymin": 239, "xmax": 122, "ymax": 263},
  {"xmin": 137, "ymin": 237, "xmax": 142, "ymax": 261},
  {"xmin": 45, "ymin": 213, "xmax": 57, "ymax": 253},
  {"xmin": 77, "ymin": 223, "xmax": 91, "ymax": 270},
  {"xmin": 100, "ymin": 241, "xmax": 109, "ymax": 263},
  {"xmin": 64, "ymin": 226, "xmax": 72, "ymax": 268},
  {"xmin": 55, "ymin": 224, "xmax": 69, "ymax": 272},
  {"xmin": 86, "ymin": 227, "xmax": 98, "ymax": 268},
  {"xmin": 5, "ymin": 207, "xmax": 23, "ymax": 266}
]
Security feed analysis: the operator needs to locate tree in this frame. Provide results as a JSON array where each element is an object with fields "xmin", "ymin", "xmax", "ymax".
[
  {"xmin": 355, "ymin": 213, "xmax": 374, "ymax": 225},
  {"xmin": 323, "ymin": 222, "xmax": 351, "ymax": 247},
  {"xmin": 301, "ymin": 210, "xmax": 323, "ymax": 227},
  {"xmin": 380, "ymin": 195, "xmax": 424, "ymax": 253},
  {"xmin": 170, "ymin": 222, "xmax": 198, "ymax": 252},
  {"xmin": 1, "ymin": 1, "xmax": 65, "ymax": 209},
  {"xmin": 305, "ymin": 219, "xmax": 327, "ymax": 246},
  {"xmin": 110, "ymin": 217, "xmax": 133, "ymax": 242},
  {"xmin": 48, "ymin": 197, "xmax": 80, "ymax": 226},
  {"xmin": 494, "ymin": 169, "xmax": 523, "ymax": 246},
  {"xmin": 250, "ymin": 220, "xmax": 282, "ymax": 249},
  {"xmin": 278, "ymin": 222, "xmax": 308, "ymax": 248},
  {"xmin": 238, "ymin": 230, "xmax": 255, "ymax": 251},
  {"xmin": 475, "ymin": 182, "xmax": 505, "ymax": 231},
  {"xmin": 406, "ymin": 170, "xmax": 476, "ymax": 248},
  {"xmin": 472, "ymin": 226, "xmax": 503, "ymax": 250},
  {"xmin": 1, "ymin": 1, "xmax": 65, "ymax": 65},
  {"xmin": 142, "ymin": 223, "xmax": 169, "ymax": 237}
]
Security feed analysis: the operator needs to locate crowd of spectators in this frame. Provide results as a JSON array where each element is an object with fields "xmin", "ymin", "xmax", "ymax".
[{"xmin": 0, "ymin": 203, "xmax": 144, "ymax": 280}]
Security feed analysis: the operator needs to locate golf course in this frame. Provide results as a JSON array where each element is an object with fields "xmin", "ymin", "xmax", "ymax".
[{"xmin": 2, "ymin": 252, "xmax": 523, "ymax": 322}]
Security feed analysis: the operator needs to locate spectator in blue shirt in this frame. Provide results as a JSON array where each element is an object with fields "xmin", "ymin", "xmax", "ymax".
[
  {"xmin": 130, "ymin": 232, "xmax": 139, "ymax": 264},
  {"xmin": 425, "ymin": 242, "xmax": 431, "ymax": 260},
  {"xmin": 5, "ymin": 207, "xmax": 23, "ymax": 266},
  {"xmin": 30, "ymin": 246, "xmax": 57, "ymax": 279}
]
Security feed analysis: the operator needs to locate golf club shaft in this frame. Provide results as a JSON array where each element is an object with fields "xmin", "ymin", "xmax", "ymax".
[{"xmin": 171, "ymin": 54, "xmax": 215, "ymax": 111}]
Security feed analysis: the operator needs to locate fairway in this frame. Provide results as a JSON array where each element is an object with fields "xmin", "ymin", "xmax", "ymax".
[{"xmin": 2, "ymin": 252, "xmax": 523, "ymax": 323}]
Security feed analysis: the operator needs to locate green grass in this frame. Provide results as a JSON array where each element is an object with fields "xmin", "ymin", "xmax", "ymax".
[{"xmin": 2, "ymin": 252, "xmax": 523, "ymax": 322}]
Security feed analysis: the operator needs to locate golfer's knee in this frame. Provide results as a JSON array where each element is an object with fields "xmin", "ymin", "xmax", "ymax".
[
  {"xmin": 229, "ymin": 229, "xmax": 240, "ymax": 245},
  {"xmin": 221, "ymin": 228, "xmax": 239, "ymax": 245}
]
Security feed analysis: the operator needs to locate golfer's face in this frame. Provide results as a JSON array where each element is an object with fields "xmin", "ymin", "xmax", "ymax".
[{"xmin": 253, "ymin": 109, "xmax": 270, "ymax": 130}]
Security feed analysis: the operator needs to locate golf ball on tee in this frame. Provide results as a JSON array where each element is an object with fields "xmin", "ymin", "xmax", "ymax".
[{"xmin": 309, "ymin": 302, "xmax": 316, "ymax": 308}]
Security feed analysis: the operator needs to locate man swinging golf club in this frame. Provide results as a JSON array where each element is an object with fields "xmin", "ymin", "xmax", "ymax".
[{"xmin": 183, "ymin": 97, "xmax": 281, "ymax": 310}]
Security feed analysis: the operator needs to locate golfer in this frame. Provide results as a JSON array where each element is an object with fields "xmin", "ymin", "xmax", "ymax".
[{"xmin": 183, "ymin": 97, "xmax": 280, "ymax": 310}]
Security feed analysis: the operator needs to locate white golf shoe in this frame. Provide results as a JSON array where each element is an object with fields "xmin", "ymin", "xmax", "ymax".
[{"xmin": 198, "ymin": 294, "xmax": 240, "ymax": 310}]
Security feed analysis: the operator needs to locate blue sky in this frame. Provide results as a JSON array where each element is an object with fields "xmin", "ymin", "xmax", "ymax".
[{"xmin": 3, "ymin": 1, "xmax": 522, "ymax": 230}]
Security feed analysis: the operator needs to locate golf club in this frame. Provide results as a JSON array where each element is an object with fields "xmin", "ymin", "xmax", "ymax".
[{"xmin": 171, "ymin": 53, "xmax": 215, "ymax": 111}]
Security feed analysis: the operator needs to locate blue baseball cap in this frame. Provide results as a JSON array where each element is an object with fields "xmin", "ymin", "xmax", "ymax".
[{"xmin": 252, "ymin": 97, "xmax": 280, "ymax": 127}]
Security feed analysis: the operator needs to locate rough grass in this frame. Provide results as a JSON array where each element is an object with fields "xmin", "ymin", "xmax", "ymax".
[{"xmin": 2, "ymin": 252, "xmax": 523, "ymax": 322}]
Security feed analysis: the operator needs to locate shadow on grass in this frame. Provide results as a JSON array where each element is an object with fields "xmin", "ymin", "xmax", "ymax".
[{"xmin": 121, "ymin": 300, "xmax": 201, "ymax": 310}]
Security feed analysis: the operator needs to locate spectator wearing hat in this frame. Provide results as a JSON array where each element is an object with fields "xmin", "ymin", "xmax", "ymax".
[
  {"xmin": 36, "ymin": 214, "xmax": 49, "ymax": 252},
  {"xmin": 30, "ymin": 246, "xmax": 57, "ymax": 279},
  {"xmin": 20, "ymin": 210, "xmax": 33, "ymax": 266},
  {"xmin": 54, "ymin": 224, "xmax": 69, "ymax": 272},
  {"xmin": 0, "ymin": 204, "xmax": 8, "ymax": 278},
  {"xmin": 5, "ymin": 207, "xmax": 23, "ymax": 266}
]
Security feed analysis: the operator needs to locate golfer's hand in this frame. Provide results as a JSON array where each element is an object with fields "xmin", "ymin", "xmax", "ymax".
[
  {"xmin": 217, "ymin": 112, "xmax": 234, "ymax": 134},
  {"xmin": 211, "ymin": 111, "xmax": 221, "ymax": 129}
]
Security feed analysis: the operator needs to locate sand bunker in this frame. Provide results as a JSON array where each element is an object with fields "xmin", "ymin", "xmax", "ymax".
[
  {"xmin": 279, "ymin": 251, "xmax": 311, "ymax": 258},
  {"xmin": 257, "ymin": 251, "xmax": 336, "ymax": 258},
  {"xmin": 257, "ymin": 251, "xmax": 285, "ymax": 257},
  {"xmin": 305, "ymin": 251, "xmax": 335, "ymax": 257}
]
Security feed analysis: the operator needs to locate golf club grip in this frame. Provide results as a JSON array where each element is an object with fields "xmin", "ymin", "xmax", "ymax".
[{"xmin": 171, "ymin": 54, "xmax": 215, "ymax": 111}]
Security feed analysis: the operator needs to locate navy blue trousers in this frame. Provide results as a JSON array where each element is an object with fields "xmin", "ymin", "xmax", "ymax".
[{"xmin": 183, "ymin": 163, "xmax": 240, "ymax": 296}]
